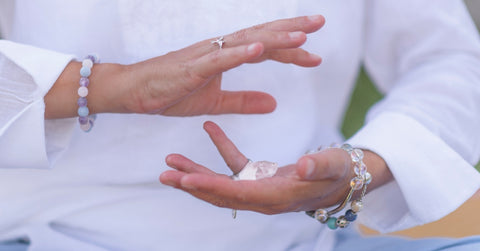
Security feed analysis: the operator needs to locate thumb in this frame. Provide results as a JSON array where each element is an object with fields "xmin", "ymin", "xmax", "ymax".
[{"xmin": 296, "ymin": 148, "xmax": 351, "ymax": 181}]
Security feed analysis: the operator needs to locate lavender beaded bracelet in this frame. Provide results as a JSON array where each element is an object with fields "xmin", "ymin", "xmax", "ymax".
[
  {"xmin": 77, "ymin": 54, "xmax": 99, "ymax": 132},
  {"xmin": 305, "ymin": 143, "xmax": 372, "ymax": 230}
]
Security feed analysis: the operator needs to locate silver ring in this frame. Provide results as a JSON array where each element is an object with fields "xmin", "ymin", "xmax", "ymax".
[
  {"xmin": 230, "ymin": 159, "xmax": 251, "ymax": 219},
  {"xmin": 211, "ymin": 36, "xmax": 225, "ymax": 49}
]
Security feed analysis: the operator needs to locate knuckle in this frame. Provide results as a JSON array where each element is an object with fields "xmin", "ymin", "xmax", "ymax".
[
  {"xmin": 181, "ymin": 61, "xmax": 207, "ymax": 83},
  {"xmin": 232, "ymin": 29, "xmax": 249, "ymax": 41},
  {"xmin": 211, "ymin": 198, "xmax": 229, "ymax": 208},
  {"xmin": 252, "ymin": 23, "xmax": 266, "ymax": 31},
  {"xmin": 232, "ymin": 190, "xmax": 249, "ymax": 204},
  {"xmin": 207, "ymin": 50, "xmax": 222, "ymax": 65}
]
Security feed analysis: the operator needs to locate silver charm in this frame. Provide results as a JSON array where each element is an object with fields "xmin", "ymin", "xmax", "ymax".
[{"xmin": 211, "ymin": 36, "xmax": 225, "ymax": 49}]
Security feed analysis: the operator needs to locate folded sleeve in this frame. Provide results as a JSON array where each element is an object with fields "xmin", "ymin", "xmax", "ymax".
[
  {"xmin": 0, "ymin": 40, "xmax": 76, "ymax": 169},
  {"xmin": 347, "ymin": 0, "xmax": 480, "ymax": 232}
]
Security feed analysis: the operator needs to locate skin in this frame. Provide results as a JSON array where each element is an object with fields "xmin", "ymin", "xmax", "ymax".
[
  {"xmin": 44, "ymin": 15, "xmax": 325, "ymax": 119},
  {"xmin": 160, "ymin": 121, "xmax": 393, "ymax": 215}
]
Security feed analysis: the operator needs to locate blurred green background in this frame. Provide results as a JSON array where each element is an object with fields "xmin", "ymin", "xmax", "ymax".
[{"xmin": 340, "ymin": 69, "xmax": 480, "ymax": 172}]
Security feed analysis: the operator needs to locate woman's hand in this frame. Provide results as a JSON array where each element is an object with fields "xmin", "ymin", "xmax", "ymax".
[
  {"xmin": 160, "ymin": 121, "xmax": 393, "ymax": 215},
  {"xmin": 45, "ymin": 15, "xmax": 325, "ymax": 118}
]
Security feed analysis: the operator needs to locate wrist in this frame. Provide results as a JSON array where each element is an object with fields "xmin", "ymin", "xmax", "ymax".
[
  {"xmin": 362, "ymin": 150, "xmax": 393, "ymax": 192},
  {"xmin": 44, "ymin": 61, "xmax": 128, "ymax": 119},
  {"xmin": 88, "ymin": 62, "xmax": 130, "ymax": 114}
]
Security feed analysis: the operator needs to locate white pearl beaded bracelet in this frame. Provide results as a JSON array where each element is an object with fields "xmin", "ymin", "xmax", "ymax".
[{"xmin": 305, "ymin": 143, "xmax": 371, "ymax": 230}]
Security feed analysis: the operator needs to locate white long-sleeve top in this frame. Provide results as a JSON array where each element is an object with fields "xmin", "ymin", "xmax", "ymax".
[{"xmin": 1, "ymin": 0, "xmax": 480, "ymax": 250}]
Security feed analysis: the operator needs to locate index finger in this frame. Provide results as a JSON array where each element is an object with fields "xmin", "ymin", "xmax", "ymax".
[
  {"xmin": 190, "ymin": 42, "xmax": 264, "ymax": 80},
  {"xmin": 255, "ymin": 15, "xmax": 325, "ymax": 33},
  {"xmin": 203, "ymin": 121, "xmax": 249, "ymax": 174}
]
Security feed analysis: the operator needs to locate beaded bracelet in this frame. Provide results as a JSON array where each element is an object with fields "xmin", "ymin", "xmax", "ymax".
[
  {"xmin": 305, "ymin": 143, "xmax": 372, "ymax": 230},
  {"xmin": 77, "ymin": 54, "xmax": 99, "ymax": 132}
]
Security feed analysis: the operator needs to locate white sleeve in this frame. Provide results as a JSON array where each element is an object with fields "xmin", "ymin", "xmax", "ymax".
[
  {"xmin": 347, "ymin": 0, "xmax": 480, "ymax": 233},
  {"xmin": 0, "ymin": 40, "xmax": 76, "ymax": 169}
]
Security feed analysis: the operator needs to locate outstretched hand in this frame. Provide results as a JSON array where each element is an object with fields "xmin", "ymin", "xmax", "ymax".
[
  {"xmin": 159, "ymin": 121, "xmax": 385, "ymax": 215},
  {"xmin": 45, "ymin": 16, "xmax": 324, "ymax": 119},
  {"xmin": 122, "ymin": 15, "xmax": 325, "ymax": 116}
]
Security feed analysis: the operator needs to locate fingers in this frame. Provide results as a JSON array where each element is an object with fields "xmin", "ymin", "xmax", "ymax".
[
  {"xmin": 223, "ymin": 30, "xmax": 308, "ymax": 51},
  {"xmin": 254, "ymin": 15, "xmax": 325, "ymax": 33},
  {"xmin": 178, "ymin": 173, "xmax": 285, "ymax": 212},
  {"xmin": 296, "ymin": 148, "xmax": 352, "ymax": 181},
  {"xmin": 188, "ymin": 15, "xmax": 324, "ymax": 59},
  {"xmin": 209, "ymin": 91, "xmax": 277, "ymax": 115},
  {"xmin": 191, "ymin": 42, "xmax": 264, "ymax": 80},
  {"xmin": 225, "ymin": 15, "xmax": 324, "ymax": 48},
  {"xmin": 203, "ymin": 121, "xmax": 249, "ymax": 174},
  {"xmin": 165, "ymin": 154, "xmax": 216, "ymax": 175},
  {"xmin": 255, "ymin": 48, "xmax": 322, "ymax": 67},
  {"xmin": 159, "ymin": 170, "xmax": 186, "ymax": 188}
]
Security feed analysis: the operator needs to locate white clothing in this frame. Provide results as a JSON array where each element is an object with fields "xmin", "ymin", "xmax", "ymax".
[{"xmin": 1, "ymin": 0, "xmax": 480, "ymax": 250}]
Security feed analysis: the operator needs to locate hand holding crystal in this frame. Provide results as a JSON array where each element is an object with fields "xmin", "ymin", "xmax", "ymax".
[{"xmin": 160, "ymin": 121, "xmax": 391, "ymax": 215}]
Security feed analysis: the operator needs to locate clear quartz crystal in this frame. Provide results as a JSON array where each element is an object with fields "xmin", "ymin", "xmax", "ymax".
[
  {"xmin": 231, "ymin": 160, "xmax": 278, "ymax": 219},
  {"xmin": 236, "ymin": 161, "xmax": 278, "ymax": 180}
]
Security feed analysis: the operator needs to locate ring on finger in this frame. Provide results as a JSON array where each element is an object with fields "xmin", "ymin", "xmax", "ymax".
[{"xmin": 211, "ymin": 36, "xmax": 225, "ymax": 49}]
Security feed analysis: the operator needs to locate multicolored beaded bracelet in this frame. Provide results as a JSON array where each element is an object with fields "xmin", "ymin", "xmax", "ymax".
[
  {"xmin": 305, "ymin": 143, "xmax": 372, "ymax": 230},
  {"xmin": 77, "ymin": 54, "xmax": 99, "ymax": 132}
]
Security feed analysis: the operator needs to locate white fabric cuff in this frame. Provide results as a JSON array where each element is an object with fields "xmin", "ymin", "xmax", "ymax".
[
  {"xmin": 347, "ymin": 112, "xmax": 480, "ymax": 233},
  {"xmin": 0, "ymin": 40, "xmax": 76, "ymax": 169}
]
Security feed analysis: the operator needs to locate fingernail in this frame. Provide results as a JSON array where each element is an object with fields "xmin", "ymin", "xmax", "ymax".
[
  {"xmin": 310, "ymin": 53, "xmax": 322, "ymax": 62},
  {"xmin": 180, "ymin": 177, "xmax": 197, "ymax": 190},
  {"xmin": 162, "ymin": 180, "xmax": 176, "ymax": 187},
  {"xmin": 308, "ymin": 15, "xmax": 323, "ymax": 22},
  {"xmin": 305, "ymin": 159, "xmax": 315, "ymax": 179},
  {"xmin": 289, "ymin": 31, "xmax": 304, "ymax": 40},
  {"xmin": 247, "ymin": 43, "xmax": 259, "ymax": 54}
]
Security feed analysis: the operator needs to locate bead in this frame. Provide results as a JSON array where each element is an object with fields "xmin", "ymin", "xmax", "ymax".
[
  {"xmin": 340, "ymin": 144, "xmax": 353, "ymax": 153},
  {"xmin": 351, "ymin": 149, "xmax": 364, "ymax": 163},
  {"xmin": 330, "ymin": 143, "xmax": 341, "ymax": 148},
  {"xmin": 78, "ymin": 106, "xmax": 89, "ymax": 117},
  {"xmin": 79, "ymin": 77, "xmax": 90, "ymax": 87},
  {"xmin": 354, "ymin": 162, "xmax": 367, "ymax": 176},
  {"xmin": 80, "ymin": 119, "xmax": 93, "ymax": 132},
  {"xmin": 80, "ymin": 66, "xmax": 91, "ymax": 77},
  {"xmin": 350, "ymin": 176, "xmax": 364, "ymax": 190},
  {"xmin": 336, "ymin": 216, "xmax": 350, "ymax": 228},
  {"xmin": 351, "ymin": 200, "xmax": 363, "ymax": 212},
  {"xmin": 345, "ymin": 209, "xmax": 357, "ymax": 222},
  {"xmin": 82, "ymin": 58, "xmax": 93, "ymax": 68},
  {"xmin": 364, "ymin": 172, "xmax": 372, "ymax": 185},
  {"xmin": 77, "ymin": 97, "xmax": 87, "ymax": 107},
  {"xmin": 314, "ymin": 209, "xmax": 328, "ymax": 223},
  {"xmin": 78, "ymin": 116, "xmax": 89, "ymax": 125},
  {"xmin": 87, "ymin": 54, "xmax": 99, "ymax": 63},
  {"xmin": 305, "ymin": 210, "xmax": 316, "ymax": 218},
  {"xmin": 327, "ymin": 217, "xmax": 338, "ymax": 230},
  {"xmin": 78, "ymin": 86, "xmax": 89, "ymax": 97}
]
